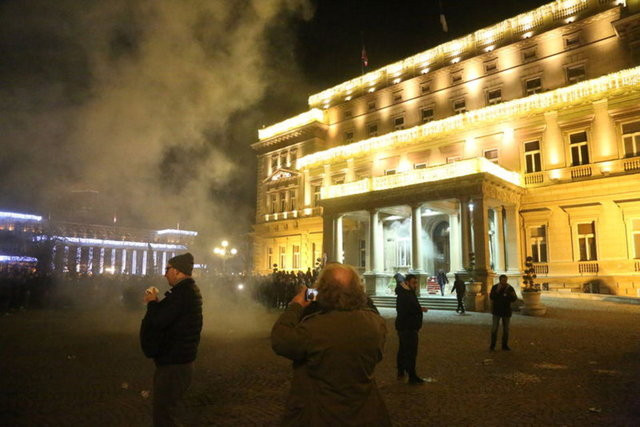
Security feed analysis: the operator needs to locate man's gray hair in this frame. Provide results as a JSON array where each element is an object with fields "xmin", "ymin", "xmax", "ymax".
[{"xmin": 315, "ymin": 263, "xmax": 367, "ymax": 311}]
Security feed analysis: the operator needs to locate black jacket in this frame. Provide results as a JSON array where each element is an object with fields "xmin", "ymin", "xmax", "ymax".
[
  {"xmin": 140, "ymin": 278, "xmax": 203, "ymax": 365},
  {"xmin": 490, "ymin": 283, "xmax": 517, "ymax": 317},
  {"xmin": 395, "ymin": 285, "xmax": 423, "ymax": 331}
]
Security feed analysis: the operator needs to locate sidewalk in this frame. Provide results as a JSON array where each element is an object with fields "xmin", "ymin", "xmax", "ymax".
[{"xmin": 1, "ymin": 297, "xmax": 639, "ymax": 426}]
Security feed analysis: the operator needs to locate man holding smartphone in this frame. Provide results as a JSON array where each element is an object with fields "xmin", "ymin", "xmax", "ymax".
[
  {"xmin": 271, "ymin": 263, "xmax": 391, "ymax": 426},
  {"xmin": 140, "ymin": 252, "xmax": 203, "ymax": 426}
]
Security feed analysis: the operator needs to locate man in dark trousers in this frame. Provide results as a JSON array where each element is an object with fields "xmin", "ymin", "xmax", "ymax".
[
  {"xmin": 395, "ymin": 273, "xmax": 428, "ymax": 384},
  {"xmin": 489, "ymin": 274, "xmax": 517, "ymax": 351},
  {"xmin": 140, "ymin": 253, "xmax": 203, "ymax": 426},
  {"xmin": 451, "ymin": 273, "xmax": 466, "ymax": 314},
  {"xmin": 436, "ymin": 269, "xmax": 448, "ymax": 296}
]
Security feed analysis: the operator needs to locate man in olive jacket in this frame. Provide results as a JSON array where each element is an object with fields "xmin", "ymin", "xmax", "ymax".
[
  {"xmin": 140, "ymin": 252, "xmax": 203, "ymax": 426},
  {"xmin": 271, "ymin": 263, "xmax": 391, "ymax": 426}
]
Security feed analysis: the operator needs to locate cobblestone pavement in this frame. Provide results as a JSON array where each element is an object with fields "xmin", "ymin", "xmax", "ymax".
[{"xmin": 1, "ymin": 295, "xmax": 639, "ymax": 426}]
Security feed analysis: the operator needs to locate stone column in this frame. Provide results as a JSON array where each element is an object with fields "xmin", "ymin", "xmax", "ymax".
[
  {"xmin": 323, "ymin": 164, "xmax": 331, "ymax": 187},
  {"xmin": 495, "ymin": 206, "xmax": 506, "ymax": 272},
  {"xmin": 504, "ymin": 204, "xmax": 521, "ymax": 275},
  {"xmin": 323, "ymin": 214, "xmax": 335, "ymax": 263},
  {"xmin": 459, "ymin": 197, "xmax": 471, "ymax": 270},
  {"xmin": 334, "ymin": 215, "xmax": 344, "ymax": 263},
  {"xmin": 543, "ymin": 111, "xmax": 565, "ymax": 169},
  {"xmin": 142, "ymin": 250, "xmax": 148, "ymax": 275},
  {"xmin": 449, "ymin": 212, "xmax": 462, "ymax": 272},
  {"xmin": 472, "ymin": 197, "xmax": 490, "ymax": 273},
  {"xmin": 591, "ymin": 99, "xmax": 617, "ymax": 162},
  {"xmin": 346, "ymin": 158, "xmax": 356, "ymax": 182},
  {"xmin": 411, "ymin": 204, "xmax": 424, "ymax": 273},
  {"xmin": 303, "ymin": 169, "xmax": 312, "ymax": 207},
  {"xmin": 368, "ymin": 210, "xmax": 380, "ymax": 272}
]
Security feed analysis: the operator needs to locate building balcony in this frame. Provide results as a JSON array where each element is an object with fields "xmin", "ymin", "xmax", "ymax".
[
  {"xmin": 263, "ymin": 206, "xmax": 323, "ymax": 222},
  {"xmin": 527, "ymin": 155, "xmax": 640, "ymax": 187},
  {"xmin": 321, "ymin": 157, "xmax": 522, "ymax": 201}
]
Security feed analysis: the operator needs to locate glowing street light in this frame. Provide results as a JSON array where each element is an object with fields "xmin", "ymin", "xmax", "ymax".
[{"xmin": 213, "ymin": 240, "xmax": 237, "ymax": 273}]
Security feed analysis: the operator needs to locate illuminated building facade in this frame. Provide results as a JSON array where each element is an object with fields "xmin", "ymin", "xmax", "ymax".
[
  {"xmin": 253, "ymin": 0, "xmax": 640, "ymax": 299},
  {"xmin": 0, "ymin": 210, "xmax": 196, "ymax": 275}
]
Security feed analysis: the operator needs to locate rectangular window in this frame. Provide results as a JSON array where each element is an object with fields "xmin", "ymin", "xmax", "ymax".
[
  {"xmin": 271, "ymin": 156, "xmax": 278, "ymax": 171},
  {"xmin": 421, "ymin": 108, "xmax": 434, "ymax": 123},
  {"xmin": 484, "ymin": 60, "xmax": 497, "ymax": 73},
  {"xmin": 333, "ymin": 176, "xmax": 345, "ymax": 185},
  {"xmin": 267, "ymin": 247, "xmax": 273, "ymax": 269},
  {"xmin": 564, "ymin": 33, "xmax": 581, "ymax": 48},
  {"xmin": 633, "ymin": 219, "xmax": 640, "ymax": 259},
  {"xmin": 529, "ymin": 225, "xmax": 548, "ymax": 262},
  {"xmin": 384, "ymin": 169, "xmax": 396, "ymax": 176},
  {"xmin": 420, "ymin": 83, "xmax": 431, "ymax": 94},
  {"xmin": 270, "ymin": 194, "xmax": 277, "ymax": 214},
  {"xmin": 622, "ymin": 121, "xmax": 640, "ymax": 158},
  {"xmin": 484, "ymin": 148, "xmax": 499, "ymax": 163},
  {"xmin": 280, "ymin": 191, "xmax": 287, "ymax": 212},
  {"xmin": 569, "ymin": 131, "xmax": 590, "ymax": 166},
  {"xmin": 280, "ymin": 152, "xmax": 287, "ymax": 168},
  {"xmin": 414, "ymin": 163, "xmax": 427, "ymax": 169},
  {"xmin": 292, "ymin": 245, "xmax": 300, "ymax": 269},
  {"xmin": 367, "ymin": 100, "xmax": 376, "ymax": 111},
  {"xmin": 289, "ymin": 150, "xmax": 297, "ymax": 167},
  {"xmin": 367, "ymin": 123, "xmax": 378, "ymax": 137},
  {"xmin": 524, "ymin": 140, "xmax": 542, "ymax": 173},
  {"xmin": 566, "ymin": 65, "xmax": 586, "ymax": 84},
  {"xmin": 393, "ymin": 116, "xmax": 404, "ymax": 130},
  {"xmin": 289, "ymin": 190, "xmax": 296, "ymax": 211},
  {"xmin": 451, "ymin": 72, "xmax": 462, "ymax": 84},
  {"xmin": 487, "ymin": 88, "xmax": 502, "ymax": 105},
  {"xmin": 447, "ymin": 156, "xmax": 462, "ymax": 163},
  {"xmin": 279, "ymin": 246, "xmax": 286, "ymax": 269},
  {"xmin": 313, "ymin": 185, "xmax": 321, "ymax": 206},
  {"xmin": 359, "ymin": 239, "xmax": 366, "ymax": 268},
  {"xmin": 345, "ymin": 131, "xmax": 354, "ymax": 143},
  {"xmin": 525, "ymin": 77, "xmax": 542, "ymax": 95},
  {"xmin": 522, "ymin": 47, "xmax": 537, "ymax": 62},
  {"xmin": 344, "ymin": 110, "xmax": 352, "ymax": 119},
  {"xmin": 577, "ymin": 222, "xmax": 597, "ymax": 261},
  {"xmin": 393, "ymin": 91, "xmax": 403, "ymax": 102},
  {"xmin": 453, "ymin": 99, "xmax": 467, "ymax": 114}
]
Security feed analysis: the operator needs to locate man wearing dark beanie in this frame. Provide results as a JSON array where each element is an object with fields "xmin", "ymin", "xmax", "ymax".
[{"xmin": 140, "ymin": 252, "xmax": 203, "ymax": 426}]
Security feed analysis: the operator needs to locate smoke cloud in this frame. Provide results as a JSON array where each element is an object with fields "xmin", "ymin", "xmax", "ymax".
[{"xmin": 0, "ymin": 0, "xmax": 313, "ymax": 241}]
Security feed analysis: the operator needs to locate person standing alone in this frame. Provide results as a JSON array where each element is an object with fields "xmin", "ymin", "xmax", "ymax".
[
  {"xmin": 451, "ymin": 273, "xmax": 466, "ymax": 314},
  {"xmin": 395, "ymin": 273, "xmax": 428, "ymax": 384},
  {"xmin": 140, "ymin": 253, "xmax": 203, "ymax": 426},
  {"xmin": 489, "ymin": 274, "xmax": 517, "ymax": 351}
]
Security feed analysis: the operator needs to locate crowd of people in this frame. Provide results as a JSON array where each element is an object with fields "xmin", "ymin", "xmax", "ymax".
[{"xmin": 0, "ymin": 264, "xmax": 320, "ymax": 315}]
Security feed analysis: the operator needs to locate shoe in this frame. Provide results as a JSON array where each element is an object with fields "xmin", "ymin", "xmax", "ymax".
[
  {"xmin": 502, "ymin": 346, "xmax": 511, "ymax": 351},
  {"xmin": 397, "ymin": 371, "xmax": 406, "ymax": 380},
  {"xmin": 408, "ymin": 376, "xmax": 425, "ymax": 385}
]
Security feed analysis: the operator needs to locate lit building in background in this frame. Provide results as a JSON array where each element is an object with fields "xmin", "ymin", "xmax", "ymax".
[
  {"xmin": 252, "ymin": 0, "xmax": 640, "ymax": 300},
  {"xmin": 0, "ymin": 210, "xmax": 197, "ymax": 275}
]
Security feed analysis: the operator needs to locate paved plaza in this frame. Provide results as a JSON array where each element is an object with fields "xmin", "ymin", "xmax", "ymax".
[{"xmin": 1, "ymin": 294, "xmax": 639, "ymax": 426}]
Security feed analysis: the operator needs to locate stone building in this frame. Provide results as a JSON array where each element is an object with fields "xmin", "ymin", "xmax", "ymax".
[{"xmin": 252, "ymin": 0, "xmax": 640, "ymax": 298}]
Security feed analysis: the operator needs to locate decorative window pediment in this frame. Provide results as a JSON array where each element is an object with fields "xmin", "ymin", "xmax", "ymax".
[{"xmin": 264, "ymin": 168, "xmax": 300, "ymax": 184}]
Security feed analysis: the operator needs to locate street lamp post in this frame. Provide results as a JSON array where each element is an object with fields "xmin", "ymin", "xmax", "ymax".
[{"xmin": 213, "ymin": 240, "xmax": 238, "ymax": 273}]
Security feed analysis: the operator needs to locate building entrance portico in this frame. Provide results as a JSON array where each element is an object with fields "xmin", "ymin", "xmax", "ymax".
[{"xmin": 321, "ymin": 171, "xmax": 524, "ymax": 305}]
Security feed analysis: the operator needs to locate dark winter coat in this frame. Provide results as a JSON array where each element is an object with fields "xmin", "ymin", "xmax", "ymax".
[
  {"xmin": 451, "ymin": 279, "xmax": 466, "ymax": 297},
  {"xmin": 271, "ymin": 303, "xmax": 391, "ymax": 426},
  {"xmin": 140, "ymin": 278, "xmax": 203, "ymax": 365},
  {"xmin": 490, "ymin": 283, "xmax": 518, "ymax": 317},
  {"xmin": 395, "ymin": 284, "xmax": 423, "ymax": 331}
]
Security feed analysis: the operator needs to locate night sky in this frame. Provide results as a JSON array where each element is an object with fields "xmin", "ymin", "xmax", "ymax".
[{"xmin": 0, "ymin": 0, "xmax": 550, "ymax": 242}]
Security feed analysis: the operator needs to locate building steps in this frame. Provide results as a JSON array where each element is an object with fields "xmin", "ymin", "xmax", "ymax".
[{"xmin": 370, "ymin": 295, "xmax": 458, "ymax": 311}]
